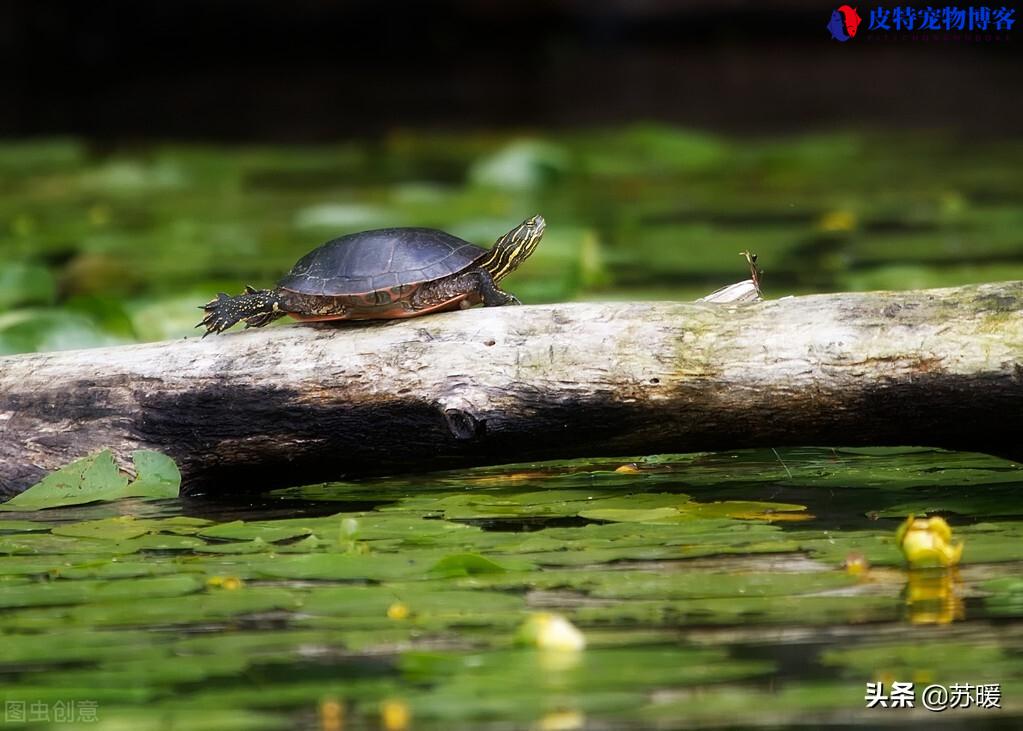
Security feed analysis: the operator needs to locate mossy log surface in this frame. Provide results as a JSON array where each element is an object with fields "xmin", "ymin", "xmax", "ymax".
[{"xmin": 1, "ymin": 281, "xmax": 1021, "ymax": 497}]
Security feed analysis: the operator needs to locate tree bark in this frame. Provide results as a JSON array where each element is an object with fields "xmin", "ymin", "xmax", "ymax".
[{"xmin": 1, "ymin": 281, "xmax": 1021, "ymax": 497}]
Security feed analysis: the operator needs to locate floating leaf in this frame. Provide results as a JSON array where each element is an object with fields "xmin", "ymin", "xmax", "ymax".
[
  {"xmin": 195, "ymin": 538, "xmax": 273, "ymax": 555},
  {"xmin": 580, "ymin": 500, "xmax": 806, "ymax": 524},
  {"xmin": 0, "ymin": 520, "xmax": 55, "ymax": 533},
  {"xmin": 2, "ymin": 451, "xmax": 127, "ymax": 510},
  {"xmin": 0, "ymin": 574, "xmax": 202, "ymax": 609},
  {"xmin": 427, "ymin": 553, "xmax": 511, "ymax": 578},
  {"xmin": 200, "ymin": 520, "xmax": 314, "ymax": 543},
  {"xmin": 579, "ymin": 507, "xmax": 682, "ymax": 523},
  {"xmin": 52, "ymin": 516, "xmax": 156, "ymax": 541},
  {"xmin": 2, "ymin": 450, "xmax": 180, "ymax": 510},
  {"xmin": 123, "ymin": 450, "xmax": 181, "ymax": 499},
  {"xmin": 250, "ymin": 553, "xmax": 428, "ymax": 582}
]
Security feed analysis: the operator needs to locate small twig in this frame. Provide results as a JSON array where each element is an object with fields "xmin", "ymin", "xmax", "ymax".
[
  {"xmin": 771, "ymin": 447, "xmax": 793, "ymax": 479},
  {"xmin": 740, "ymin": 250, "xmax": 763, "ymax": 297}
]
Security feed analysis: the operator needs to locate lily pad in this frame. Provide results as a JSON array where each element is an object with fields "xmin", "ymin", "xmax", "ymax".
[
  {"xmin": 427, "ymin": 553, "xmax": 513, "ymax": 578},
  {"xmin": 52, "ymin": 516, "xmax": 158, "ymax": 541},
  {"xmin": 0, "ymin": 520, "xmax": 55, "ymax": 533},
  {"xmin": 199, "ymin": 520, "xmax": 315, "ymax": 543},
  {"xmin": 2, "ymin": 450, "xmax": 180, "ymax": 510},
  {"xmin": 0, "ymin": 574, "xmax": 203, "ymax": 609}
]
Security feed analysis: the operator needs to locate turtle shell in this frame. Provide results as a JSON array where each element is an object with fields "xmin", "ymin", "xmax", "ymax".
[{"xmin": 278, "ymin": 228, "xmax": 486, "ymax": 297}]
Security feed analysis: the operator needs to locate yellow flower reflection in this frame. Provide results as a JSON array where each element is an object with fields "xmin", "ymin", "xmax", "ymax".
[
  {"xmin": 534, "ymin": 709, "xmax": 585, "ymax": 731},
  {"xmin": 380, "ymin": 699, "xmax": 410, "ymax": 731},
  {"xmin": 319, "ymin": 698, "xmax": 344, "ymax": 731},
  {"xmin": 904, "ymin": 568, "xmax": 965, "ymax": 625}
]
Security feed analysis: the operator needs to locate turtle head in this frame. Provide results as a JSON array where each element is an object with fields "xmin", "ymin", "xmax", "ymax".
[{"xmin": 481, "ymin": 215, "xmax": 546, "ymax": 281}]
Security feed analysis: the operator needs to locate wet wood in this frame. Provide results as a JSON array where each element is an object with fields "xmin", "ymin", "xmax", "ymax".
[{"xmin": 1, "ymin": 280, "xmax": 1021, "ymax": 497}]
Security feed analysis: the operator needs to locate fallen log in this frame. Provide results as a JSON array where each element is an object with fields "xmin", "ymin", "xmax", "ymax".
[{"xmin": 1, "ymin": 280, "xmax": 1021, "ymax": 497}]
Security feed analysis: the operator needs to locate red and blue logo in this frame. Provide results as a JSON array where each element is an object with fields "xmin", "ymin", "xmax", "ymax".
[{"xmin": 827, "ymin": 5, "xmax": 863, "ymax": 40}]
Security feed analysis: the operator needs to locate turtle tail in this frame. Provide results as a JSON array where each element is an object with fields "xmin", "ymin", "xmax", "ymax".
[{"xmin": 197, "ymin": 286, "xmax": 286, "ymax": 336}]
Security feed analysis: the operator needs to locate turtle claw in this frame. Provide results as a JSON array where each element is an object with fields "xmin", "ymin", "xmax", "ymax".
[
  {"xmin": 197, "ymin": 312, "xmax": 232, "ymax": 337},
  {"xmin": 195, "ymin": 289, "xmax": 283, "ymax": 336},
  {"xmin": 196, "ymin": 293, "xmax": 236, "ymax": 336}
]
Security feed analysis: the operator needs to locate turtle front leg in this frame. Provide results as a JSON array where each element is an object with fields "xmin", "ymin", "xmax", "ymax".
[
  {"xmin": 197, "ymin": 286, "xmax": 287, "ymax": 336},
  {"xmin": 454, "ymin": 269, "xmax": 521, "ymax": 306},
  {"xmin": 412, "ymin": 269, "xmax": 521, "ymax": 311},
  {"xmin": 475, "ymin": 270, "xmax": 521, "ymax": 306}
]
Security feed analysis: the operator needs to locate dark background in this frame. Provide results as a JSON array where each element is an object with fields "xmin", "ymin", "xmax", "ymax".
[{"xmin": 2, "ymin": 0, "xmax": 1020, "ymax": 141}]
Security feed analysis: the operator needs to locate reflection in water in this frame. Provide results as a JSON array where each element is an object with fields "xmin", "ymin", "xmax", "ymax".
[
  {"xmin": 904, "ymin": 568, "xmax": 965, "ymax": 626},
  {"xmin": 535, "ymin": 709, "xmax": 585, "ymax": 731},
  {"xmin": 381, "ymin": 699, "xmax": 411, "ymax": 731},
  {"xmin": 319, "ymin": 698, "xmax": 344, "ymax": 731}
]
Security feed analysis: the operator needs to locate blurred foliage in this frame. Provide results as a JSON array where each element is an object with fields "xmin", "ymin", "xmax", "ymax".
[{"xmin": 0, "ymin": 128, "xmax": 1021, "ymax": 353}]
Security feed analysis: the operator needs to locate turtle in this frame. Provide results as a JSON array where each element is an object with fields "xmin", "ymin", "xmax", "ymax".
[{"xmin": 198, "ymin": 215, "xmax": 545, "ymax": 335}]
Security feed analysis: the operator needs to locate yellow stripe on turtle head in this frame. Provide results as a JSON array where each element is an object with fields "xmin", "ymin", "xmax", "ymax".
[{"xmin": 481, "ymin": 215, "xmax": 545, "ymax": 281}]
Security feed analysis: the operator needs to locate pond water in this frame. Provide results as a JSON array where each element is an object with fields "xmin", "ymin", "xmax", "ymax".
[
  {"xmin": 1, "ymin": 448, "xmax": 1022, "ymax": 729},
  {"xmin": 1, "ymin": 129, "xmax": 1022, "ymax": 728}
]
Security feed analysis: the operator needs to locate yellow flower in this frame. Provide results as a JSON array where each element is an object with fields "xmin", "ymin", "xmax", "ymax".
[
  {"xmin": 896, "ymin": 515, "xmax": 964, "ymax": 568},
  {"xmin": 842, "ymin": 551, "xmax": 871, "ymax": 577},
  {"xmin": 518, "ymin": 612, "xmax": 586, "ymax": 652},
  {"xmin": 206, "ymin": 575, "xmax": 244, "ymax": 590},
  {"xmin": 387, "ymin": 602, "xmax": 410, "ymax": 620},
  {"xmin": 818, "ymin": 209, "xmax": 858, "ymax": 232}
]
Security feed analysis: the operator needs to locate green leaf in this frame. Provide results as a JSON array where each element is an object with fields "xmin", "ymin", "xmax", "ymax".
[
  {"xmin": 52, "ymin": 517, "xmax": 156, "ymax": 541},
  {"xmin": 427, "ymin": 553, "xmax": 511, "ymax": 578},
  {"xmin": 2, "ymin": 450, "xmax": 180, "ymax": 510},
  {"xmin": 195, "ymin": 538, "xmax": 274, "ymax": 554},
  {"xmin": 579, "ymin": 507, "xmax": 681, "ymax": 523},
  {"xmin": 199, "ymin": 520, "xmax": 314, "ymax": 543},
  {"xmin": 2, "ymin": 451, "xmax": 128, "ymax": 510},
  {"xmin": 123, "ymin": 450, "xmax": 181, "ymax": 499},
  {"xmin": 0, "ymin": 574, "xmax": 203, "ymax": 609},
  {"xmin": 249, "ymin": 553, "xmax": 428, "ymax": 582},
  {"xmin": 0, "ymin": 520, "xmax": 55, "ymax": 533}
]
